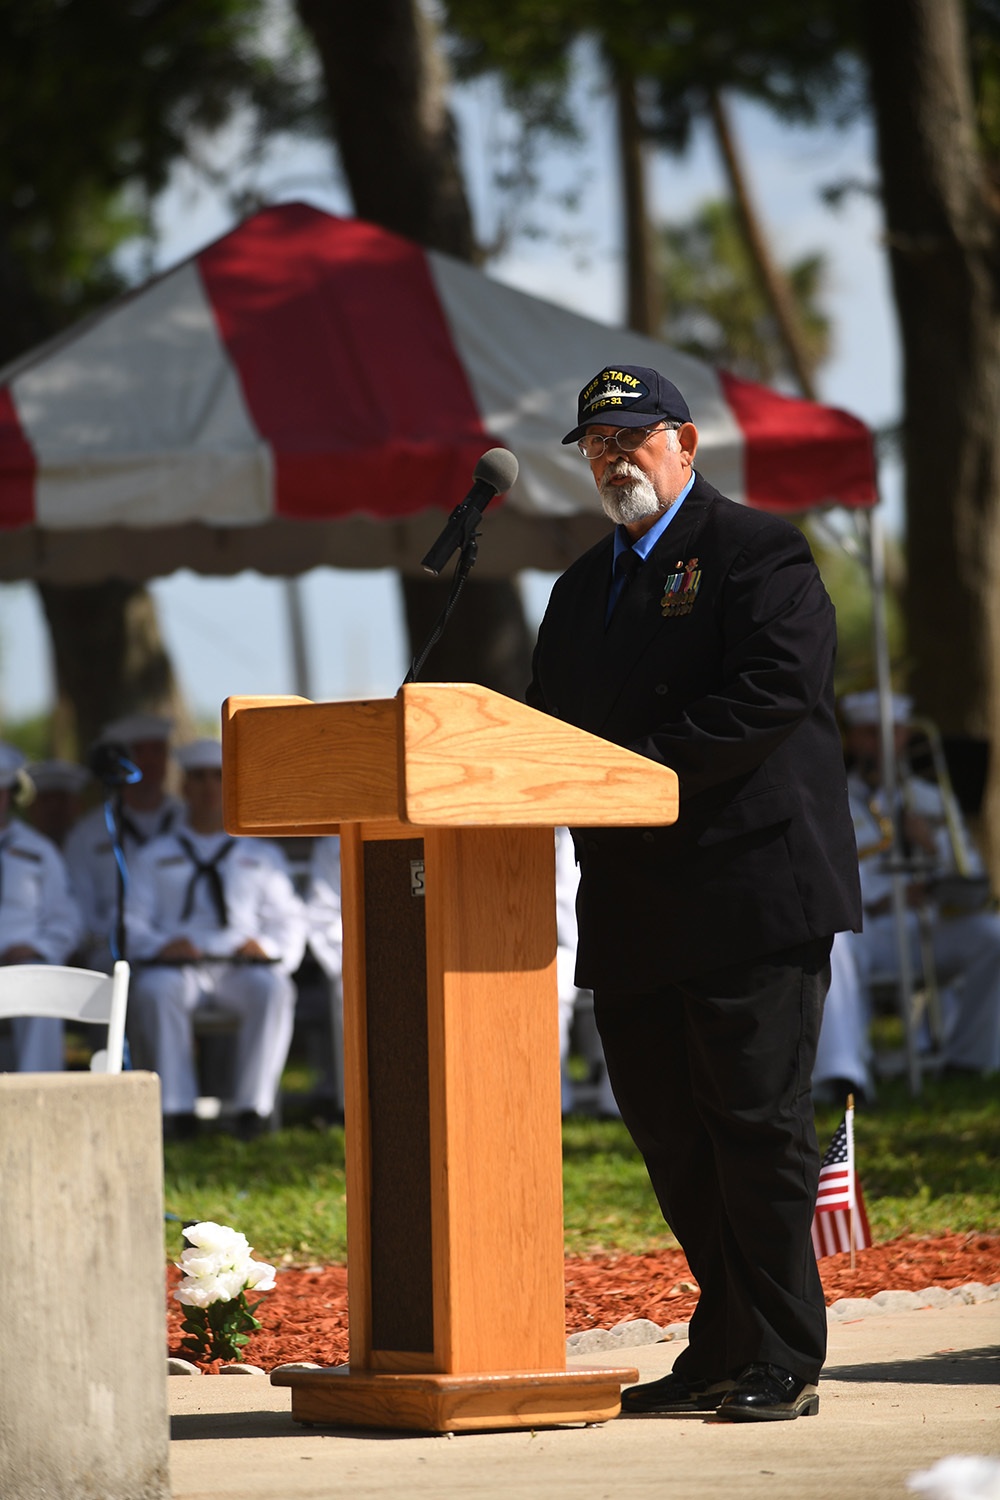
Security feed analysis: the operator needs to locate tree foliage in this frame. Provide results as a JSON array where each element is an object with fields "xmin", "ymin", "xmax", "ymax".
[
  {"xmin": 659, "ymin": 197, "xmax": 830, "ymax": 385},
  {"xmin": 441, "ymin": 0, "xmax": 864, "ymax": 150},
  {"xmin": 0, "ymin": 0, "xmax": 320, "ymax": 751},
  {"xmin": 968, "ymin": 1, "xmax": 1000, "ymax": 156},
  {"xmin": 440, "ymin": 1, "xmax": 861, "ymax": 361},
  {"xmin": 0, "ymin": 0, "xmax": 320, "ymax": 360}
]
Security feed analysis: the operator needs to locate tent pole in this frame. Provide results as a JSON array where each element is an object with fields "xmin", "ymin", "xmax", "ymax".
[{"xmin": 863, "ymin": 506, "xmax": 921, "ymax": 1096}]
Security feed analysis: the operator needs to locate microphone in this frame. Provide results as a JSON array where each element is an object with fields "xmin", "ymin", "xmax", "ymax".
[
  {"xmin": 420, "ymin": 448, "xmax": 519, "ymax": 575},
  {"xmin": 88, "ymin": 740, "xmax": 143, "ymax": 788}
]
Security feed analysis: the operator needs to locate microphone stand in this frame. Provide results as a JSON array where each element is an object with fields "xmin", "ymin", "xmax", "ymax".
[
  {"xmin": 98, "ymin": 790, "xmax": 134, "ymax": 1071},
  {"xmin": 90, "ymin": 743, "xmax": 142, "ymax": 1069},
  {"xmin": 103, "ymin": 790, "xmax": 128, "ymax": 967},
  {"xmin": 402, "ymin": 529, "xmax": 481, "ymax": 686}
]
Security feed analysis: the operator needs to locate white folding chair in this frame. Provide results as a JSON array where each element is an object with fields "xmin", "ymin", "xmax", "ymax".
[{"xmin": 0, "ymin": 961, "xmax": 130, "ymax": 1073}]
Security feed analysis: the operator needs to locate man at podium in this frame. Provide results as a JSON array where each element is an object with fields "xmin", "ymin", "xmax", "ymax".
[{"xmin": 528, "ymin": 364, "xmax": 861, "ymax": 1422}]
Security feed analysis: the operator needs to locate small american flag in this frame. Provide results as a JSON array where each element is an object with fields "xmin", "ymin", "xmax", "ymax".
[{"xmin": 811, "ymin": 1105, "xmax": 872, "ymax": 1259}]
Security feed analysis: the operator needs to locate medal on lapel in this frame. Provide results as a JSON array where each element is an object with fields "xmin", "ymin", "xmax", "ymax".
[{"xmin": 661, "ymin": 558, "xmax": 701, "ymax": 617}]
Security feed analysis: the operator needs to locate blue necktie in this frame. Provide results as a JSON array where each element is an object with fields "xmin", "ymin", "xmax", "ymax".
[{"xmin": 607, "ymin": 546, "xmax": 642, "ymax": 623}]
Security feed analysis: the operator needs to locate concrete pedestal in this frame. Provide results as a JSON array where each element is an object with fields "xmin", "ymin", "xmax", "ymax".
[{"xmin": 0, "ymin": 1072, "xmax": 169, "ymax": 1500}]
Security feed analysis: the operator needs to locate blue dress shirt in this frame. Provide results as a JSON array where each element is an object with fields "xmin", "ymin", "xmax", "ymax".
[{"xmin": 607, "ymin": 471, "xmax": 696, "ymax": 620}]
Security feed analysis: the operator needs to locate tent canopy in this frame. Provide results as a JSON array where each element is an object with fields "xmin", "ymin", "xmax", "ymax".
[{"xmin": 0, "ymin": 202, "xmax": 877, "ymax": 584}]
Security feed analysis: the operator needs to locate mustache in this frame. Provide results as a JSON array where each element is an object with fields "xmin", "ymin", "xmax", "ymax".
[{"xmin": 599, "ymin": 460, "xmax": 644, "ymax": 489}]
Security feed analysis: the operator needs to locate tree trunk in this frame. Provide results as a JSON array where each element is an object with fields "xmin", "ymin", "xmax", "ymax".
[
  {"xmin": 37, "ymin": 580, "xmax": 192, "ymax": 758},
  {"xmin": 865, "ymin": 0, "xmax": 1000, "ymax": 872},
  {"xmin": 296, "ymin": 0, "xmax": 475, "ymax": 260},
  {"xmin": 612, "ymin": 62, "xmax": 660, "ymax": 336},
  {"xmin": 296, "ymin": 0, "xmax": 535, "ymax": 699},
  {"xmin": 707, "ymin": 88, "xmax": 819, "ymax": 400}
]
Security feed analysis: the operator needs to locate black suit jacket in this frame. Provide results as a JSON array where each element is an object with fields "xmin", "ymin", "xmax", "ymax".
[{"xmin": 527, "ymin": 473, "xmax": 862, "ymax": 988}]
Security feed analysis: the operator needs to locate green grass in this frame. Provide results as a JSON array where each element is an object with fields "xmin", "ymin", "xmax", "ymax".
[
  {"xmin": 164, "ymin": 1126, "xmax": 348, "ymax": 1267},
  {"xmin": 842, "ymin": 1073, "xmax": 999, "ymax": 1240},
  {"xmin": 163, "ymin": 1072, "xmax": 999, "ymax": 1267},
  {"xmin": 561, "ymin": 1115, "xmax": 675, "ymax": 1255}
]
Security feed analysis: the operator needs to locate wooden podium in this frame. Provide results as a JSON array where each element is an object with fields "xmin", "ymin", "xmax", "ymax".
[{"xmin": 221, "ymin": 683, "xmax": 678, "ymax": 1433}]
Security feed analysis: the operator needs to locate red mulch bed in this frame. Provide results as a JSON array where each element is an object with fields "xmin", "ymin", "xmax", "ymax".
[{"xmin": 166, "ymin": 1232, "xmax": 1000, "ymax": 1373}]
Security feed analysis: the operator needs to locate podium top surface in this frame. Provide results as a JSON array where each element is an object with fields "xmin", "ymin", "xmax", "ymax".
[{"xmin": 222, "ymin": 683, "xmax": 678, "ymax": 836}]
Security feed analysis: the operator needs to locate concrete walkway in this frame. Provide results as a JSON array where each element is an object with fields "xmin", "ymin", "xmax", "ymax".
[{"xmin": 168, "ymin": 1301, "xmax": 999, "ymax": 1500}]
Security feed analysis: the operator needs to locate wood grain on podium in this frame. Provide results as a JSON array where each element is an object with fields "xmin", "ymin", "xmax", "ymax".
[
  {"xmin": 222, "ymin": 695, "xmax": 399, "ymax": 835},
  {"xmin": 221, "ymin": 685, "xmax": 678, "ymax": 838},
  {"xmin": 270, "ymin": 1365, "xmax": 640, "ymax": 1433},
  {"xmin": 399, "ymin": 682, "xmax": 678, "ymax": 827},
  {"xmin": 424, "ymin": 824, "xmax": 565, "ymax": 1375}
]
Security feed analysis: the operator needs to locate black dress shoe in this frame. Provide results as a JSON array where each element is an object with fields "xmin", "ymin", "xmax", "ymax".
[
  {"xmin": 621, "ymin": 1370, "xmax": 735, "ymax": 1414},
  {"xmin": 717, "ymin": 1363, "xmax": 819, "ymax": 1421},
  {"xmin": 162, "ymin": 1112, "xmax": 199, "ymax": 1143},
  {"xmin": 234, "ymin": 1110, "xmax": 270, "ymax": 1141}
]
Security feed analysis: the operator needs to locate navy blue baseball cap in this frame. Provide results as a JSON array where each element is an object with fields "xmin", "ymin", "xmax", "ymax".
[{"xmin": 561, "ymin": 364, "xmax": 692, "ymax": 444}]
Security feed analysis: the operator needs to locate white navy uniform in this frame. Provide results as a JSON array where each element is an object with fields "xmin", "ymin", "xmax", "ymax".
[
  {"xmin": 125, "ymin": 823, "xmax": 307, "ymax": 1117},
  {"xmin": 64, "ymin": 795, "xmax": 184, "ymax": 969},
  {"xmin": 849, "ymin": 771, "xmax": 1000, "ymax": 1073},
  {"xmin": 305, "ymin": 835, "xmax": 344, "ymax": 1109},
  {"xmin": 306, "ymin": 836, "xmax": 343, "ymax": 982},
  {"xmin": 0, "ymin": 820, "xmax": 83, "ymax": 1070},
  {"xmin": 554, "ymin": 826, "xmax": 618, "ymax": 1116},
  {"xmin": 813, "ymin": 929, "xmax": 872, "ymax": 1097}
]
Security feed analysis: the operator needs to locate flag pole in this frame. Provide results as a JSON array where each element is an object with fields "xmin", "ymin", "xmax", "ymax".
[{"xmin": 847, "ymin": 1092, "xmax": 856, "ymax": 1272}]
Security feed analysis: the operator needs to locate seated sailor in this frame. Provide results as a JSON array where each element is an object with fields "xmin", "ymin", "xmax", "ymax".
[{"xmin": 125, "ymin": 737, "xmax": 306, "ymax": 1139}]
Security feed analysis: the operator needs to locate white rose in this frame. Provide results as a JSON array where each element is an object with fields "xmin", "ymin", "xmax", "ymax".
[
  {"xmin": 172, "ymin": 1223, "xmax": 274, "ymax": 1307},
  {"xmin": 244, "ymin": 1260, "xmax": 276, "ymax": 1293},
  {"xmin": 183, "ymin": 1222, "xmax": 250, "ymax": 1259},
  {"xmin": 175, "ymin": 1277, "xmax": 229, "ymax": 1308},
  {"xmin": 214, "ymin": 1268, "xmax": 250, "ymax": 1301},
  {"xmin": 176, "ymin": 1251, "xmax": 225, "ymax": 1281}
]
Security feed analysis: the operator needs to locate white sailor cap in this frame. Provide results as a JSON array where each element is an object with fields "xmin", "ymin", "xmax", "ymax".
[
  {"xmin": 840, "ymin": 690, "xmax": 914, "ymax": 727},
  {"xmin": 26, "ymin": 759, "xmax": 92, "ymax": 794},
  {"xmin": 176, "ymin": 737, "xmax": 223, "ymax": 772},
  {"xmin": 0, "ymin": 742, "xmax": 27, "ymax": 789},
  {"xmin": 99, "ymin": 712, "xmax": 174, "ymax": 747}
]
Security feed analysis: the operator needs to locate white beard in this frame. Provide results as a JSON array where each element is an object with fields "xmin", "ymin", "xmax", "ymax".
[{"xmin": 598, "ymin": 462, "xmax": 663, "ymax": 525}]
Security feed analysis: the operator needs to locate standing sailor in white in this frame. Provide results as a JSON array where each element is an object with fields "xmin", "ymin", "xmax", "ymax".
[
  {"xmin": 125, "ymin": 738, "xmax": 306, "ymax": 1138},
  {"xmin": 304, "ymin": 834, "xmax": 344, "ymax": 1115},
  {"xmin": 812, "ymin": 930, "xmax": 872, "ymax": 1102},
  {"xmin": 555, "ymin": 826, "xmax": 619, "ymax": 1117},
  {"xmin": 64, "ymin": 713, "xmax": 184, "ymax": 970},
  {"xmin": 306, "ymin": 836, "xmax": 342, "ymax": 982},
  {"xmin": 0, "ymin": 744, "xmax": 83, "ymax": 1070}
]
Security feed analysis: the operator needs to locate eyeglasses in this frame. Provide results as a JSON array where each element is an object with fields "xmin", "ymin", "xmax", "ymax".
[{"xmin": 576, "ymin": 423, "xmax": 669, "ymax": 460}]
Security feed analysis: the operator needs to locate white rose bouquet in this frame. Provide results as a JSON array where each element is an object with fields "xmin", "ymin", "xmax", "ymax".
[{"xmin": 174, "ymin": 1221, "xmax": 276, "ymax": 1364}]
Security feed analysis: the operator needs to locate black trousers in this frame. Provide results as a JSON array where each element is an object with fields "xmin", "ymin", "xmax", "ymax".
[{"xmin": 593, "ymin": 937, "xmax": 831, "ymax": 1385}]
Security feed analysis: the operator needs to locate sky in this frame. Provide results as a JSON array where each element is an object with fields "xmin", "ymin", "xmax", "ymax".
[{"xmin": 0, "ymin": 50, "xmax": 901, "ymax": 728}]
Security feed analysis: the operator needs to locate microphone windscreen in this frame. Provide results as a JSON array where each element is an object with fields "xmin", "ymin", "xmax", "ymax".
[
  {"xmin": 88, "ymin": 741, "xmax": 142, "ymax": 787},
  {"xmin": 474, "ymin": 447, "xmax": 519, "ymax": 496}
]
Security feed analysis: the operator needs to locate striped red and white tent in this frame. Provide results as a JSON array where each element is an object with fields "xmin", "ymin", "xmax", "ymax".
[{"xmin": 0, "ymin": 202, "xmax": 877, "ymax": 584}]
